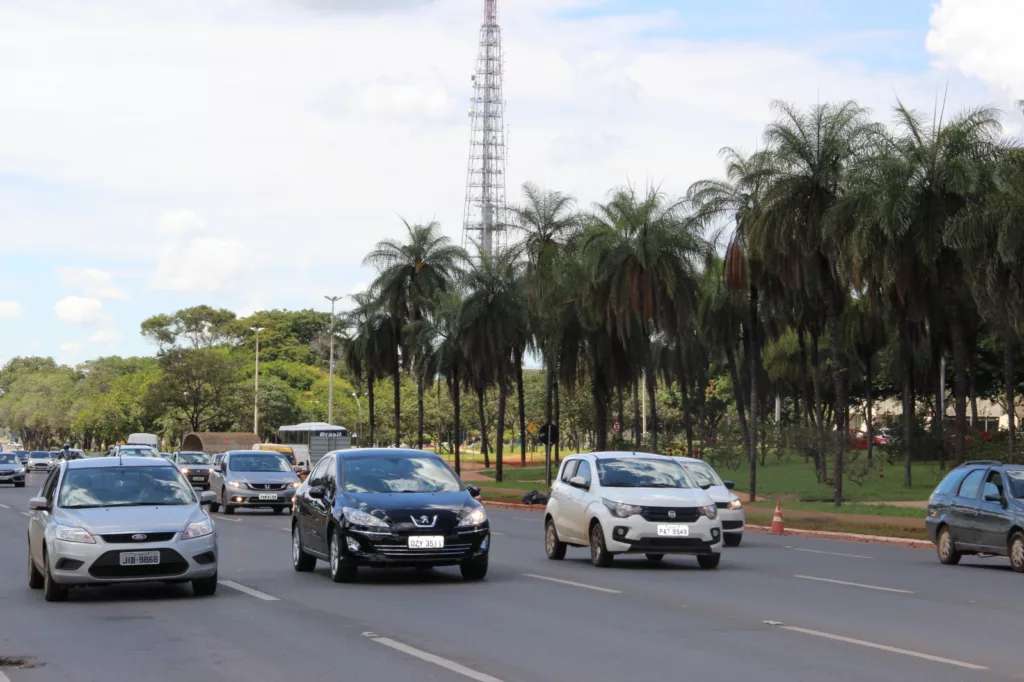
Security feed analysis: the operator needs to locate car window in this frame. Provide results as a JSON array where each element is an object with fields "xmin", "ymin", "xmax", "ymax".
[
  {"xmin": 957, "ymin": 469, "xmax": 985, "ymax": 500},
  {"xmin": 933, "ymin": 468, "xmax": 970, "ymax": 496},
  {"xmin": 58, "ymin": 465, "xmax": 196, "ymax": 508},
  {"xmin": 41, "ymin": 468, "xmax": 61, "ymax": 503},
  {"xmin": 683, "ymin": 461, "xmax": 724, "ymax": 488},
  {"xmin": 0, "ymin": 454, "xmax": 18, "ymax": 465},
  {"xmin": 559, "ymin": 459, "xmax": 579, "ymax": 483},
  {"xmin": 1007, "ymin": 471, "xmax": 1024, "ymax": 498},
  {"xmin": 341, "ymin": 455, "xmax": 462, "ymax": 494},
  {"xmin": 228, "ymin": 454, "xmax": 292, "ymax": 472},
  {"xmin": 308, "ymin": 457, "xmax": 330, "ymax": 487},
  {"xmin": 574, "ymin": 460, "xmax": 592, "ymax": 488},
  {"xmin": 176, "ymin": 452, "xmax": 210, "ymax": 465},
  {"xmin": 983, "ymin": 470, "xmax": 1005, "ymax": 500},
  {"xmin": 596, "ymin": 458, "xmax": 694, "ymax": 488},
  {"xmin": 322, "ymin": 457, "xmax": 337, "ymax": 498}
]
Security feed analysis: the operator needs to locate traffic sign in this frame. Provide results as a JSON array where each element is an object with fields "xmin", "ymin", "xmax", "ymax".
[
  {"xmin": 612, "ymin": 421, "xmax": 621, "ymax": 434},
  {"xmin": 527, "ymin": 422, "xmax": 538, "ymax": 435}
]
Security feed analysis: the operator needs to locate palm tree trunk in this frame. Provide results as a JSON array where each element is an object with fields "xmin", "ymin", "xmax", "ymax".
[
  {"xmin": 1005, "ymin": 333, "xmax": 1016, "ymax": 458},
  {"xmin": 900, "ymin": 321, "xmax": 914, "ymax": 488},
  {"xmin": 633, "ymin": 380, "xmax": 642, "ymax": 449},
  {"xmin": 517, "ymin": 351, "xmax": 527, "ymax": 466},
  {"xmin": 824, "ymin": 288, "xmax": 847, "ymax": 507},
  {"xmin": 969, "ymin": 350, "xmax": 979, "ymax": 429},
  {"xmin": 617, "ymin": 385, "xmax": 625, "ymax": 440},
  {"xmin": 544, "ymin": 362, "xmax": 553, "ymax": 487},
  {"xmin": 477, "ymin": 386, "xmax": 490, "ymax": 469},
  {"xmin": 933, "ymin": 349, "xmax": 945, "ymax": 471},
  {"xmin": 949, "ymin": 303, "xmax": 969, "ymax": 467},
  {"xmin": 592, "ymin": 365, "xmax": 609, "ymax": 451},
  {"xmin": 417, "ymin": 373, "xmax": 425, "ymax": 450},
  {"xmin": 797, "ymin": 324, "xmax": 815, "ymax": 427},
  {"xmin": 496, "ymin": 366, "xmax": 507, "ymax": 484},
  {"xmin": 453, "ymin": 371, "xmax": 461, "ymax": 475},
  {"xmin": 725, "ymin": 347, "xmax": 750, "ymax": 455},
  {"xmin": 554, "ymin": 379, "xmax": 561, "ymax": 463},
  {"xmin": 367, "ymin": 371, "xmax": 376, "ymax": 446},
  {"xmin": 646, "ymin": 366, "xmax": 659, "ymax": 451},
  {"xmin": 810, "ymin": 329, "xmax": 827, "ymax": 482},
  {"xmin": 748, "ymin": 285, "xmax": 759, "ymax": 502},
  {"xmin": 680, "ymin": 374, "xmax": 694, "ymax": 457},
  {"xmin": 392, "ymin": 358, "xmax": 401, "ymax": 448},
  {"xmin": 865, "ymin": 355, "xmax": 874, "ymax": 464}
]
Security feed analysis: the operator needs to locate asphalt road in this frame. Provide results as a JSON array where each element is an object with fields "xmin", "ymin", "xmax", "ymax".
[{"xmin": 1, "ymin": 471, "xmax": 1022, "ymax": 682}]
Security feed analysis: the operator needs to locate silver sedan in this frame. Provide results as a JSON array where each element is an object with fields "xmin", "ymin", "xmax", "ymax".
[{"xmin": 27, "ymin": 456, "xmax": 218, "ymax": 602}]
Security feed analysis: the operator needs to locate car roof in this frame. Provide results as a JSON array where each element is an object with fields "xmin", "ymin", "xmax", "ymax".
[
  {"xmin": 67, "ymin": 456, "xmax": 175, "ymax": 469},
  {"xmin": 225, "ymin": 450, "xmax": 287, "ymax": 456},
  {"xmin": 580, "ymin": 451, "xmax": 679, "ymax": 462},
  {"xmin": 334, "ymin": 448, "xmax": 440, "ymax": 460}
]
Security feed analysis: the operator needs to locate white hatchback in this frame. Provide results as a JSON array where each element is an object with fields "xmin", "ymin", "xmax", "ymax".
[{"xmin": 544, "ymin": 452, "xmax": 724, "ymax": 568}]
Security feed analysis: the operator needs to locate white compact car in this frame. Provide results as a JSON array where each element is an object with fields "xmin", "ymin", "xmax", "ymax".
[
  {"xmin": 678, "ymin": 457, "xmax": 745, "ymax": 547},
  {"xmin": 544, "ymin": 452, "xmax": 723, "ymax": 568}
]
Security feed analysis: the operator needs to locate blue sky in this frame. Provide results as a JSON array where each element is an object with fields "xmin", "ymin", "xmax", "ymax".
[{"xmin": 0, "ymin": 0, "xmax": 1019, "ymax": 367}]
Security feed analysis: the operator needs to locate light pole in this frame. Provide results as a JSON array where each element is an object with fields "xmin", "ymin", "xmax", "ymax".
[
  {"xmin": 351, "ymin": 391, "xmax": 362, "ymax": 440},
  {"xmin": 325, "ymin": 295, "xmax": 342, "ymax": 425},
  {"xmin": 251, "ymin": 326, "xmax": 265, "ymax": 436}
]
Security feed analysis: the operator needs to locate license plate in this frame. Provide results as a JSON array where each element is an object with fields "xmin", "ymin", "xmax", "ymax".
[
  {"xmin": 191, "ymin": 476, "xmax": 204, "ymax": 482},
  {"xmin": 258, "ymin": 493, "xmax": 278, "ymax": 500},
  {"xmin": 408, "ymin": 536, "xmax": 444, "ymax": 549},
  {"xmin": 657, "ymin": 524, "xmax": 690, "ymax": 537},
  {"xmin": 119, "ymin": 551, "xmax": 161, "ymax": 567}
]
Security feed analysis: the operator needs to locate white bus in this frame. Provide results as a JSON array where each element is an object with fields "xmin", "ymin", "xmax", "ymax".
[{"xmin": 276, "ymin": 422, "xmax": 351, "ymax": 470}]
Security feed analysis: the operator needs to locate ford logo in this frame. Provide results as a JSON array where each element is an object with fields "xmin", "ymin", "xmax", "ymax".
[
  {"xmin": 667, "ymin": 510, "xmax": 676, "ymax": 519},
  {"xmin": 132, "ymin": 533, "xmax": 147, "ymax": 541}
]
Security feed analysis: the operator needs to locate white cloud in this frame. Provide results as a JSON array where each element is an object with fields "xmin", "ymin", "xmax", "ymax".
[
  {"xmin": 0, "ymin": 301, "xmax": 22, "ymax": 319},
  {"xmin": 54, "ymin": 296, "xmax": 104, "ymax": 325},
  {"xmin": 56, "ymin": 267, "xmax": 128, "ymax": 300},
  {"xmin": 148, "ymin": 210, "xmax": 246, "ymax": 293},
  {"xmin": 87, "ymin": 329, "xmax": 119, "ymax": 344}
]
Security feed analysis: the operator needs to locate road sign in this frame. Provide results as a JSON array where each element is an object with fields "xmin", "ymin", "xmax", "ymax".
[
  {"xmin": 612, "ymin": 421, "xmax": 621, "ymax": 434},
  {"xmin": 527, "ymin": 422, "xmax": 538, "ymax": 435}
]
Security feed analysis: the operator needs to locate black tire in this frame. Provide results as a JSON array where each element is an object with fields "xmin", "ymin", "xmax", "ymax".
[
  {"xmin": 291, "ymin": 524, "xmax": 316, "ymax": 572},
  {"xmin": 223, "ymin": 503, "xmax": 235, "ymax": 515},
  {"xmin": 460, "ymin": 559, "xmax": 488, "ymax": 581},
  {"xmin": 28, "ymin": 540, "xmax": 43, "ymax": 589},
  {"xmin": 43, "ymin": 551, "xmax": 68, "ymax": 602},
  {"xmin": 1009, "ymin": 531, "xmax": 1024, "ymax": 573},
  {"xmin": 192, "ymin": 573, "xmax": 217, "ymax": 596},
  {"xmin": 208, "ymin": 490, "xmax": 221, "ymax": 514},
  {"xmin": 697, "ymin": 553, "xmax": 721, "ymax": 570},
  {"xmin": 645, "ymin": 553, "xmax": 665, "ymax": 562},
  {"xmin": 724, "ymin": 533, "xmax": 743, "ymax": 548},
  {"xmin": 15, "ymin": 482, "xmax": 25, "ymax": 488},
  {"xmin": 937, "ymin": 526, "xmax": 961, "ymax": 566},
  {"xmin": 328, "ymin": 529, "xmax": 357, "ymax": 583},
  {"xmin": 545, "ymin": 519, "xmax": 567, "ymax": 560},
  {"xmin": 589, "ymin": 522, "xmax": 613, "ymax": 568}
]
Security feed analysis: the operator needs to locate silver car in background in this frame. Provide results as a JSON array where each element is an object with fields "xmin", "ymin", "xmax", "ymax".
[
  {"xmin": 26, "ymin": 456, "xmax": 218, "ymax": 602},
  {"xmin": 172, "ymin": 451, "xmax": 214, "ymax": 490},
  {"xmin": 679, "ymin": 457, "xmax": 745, "ymax": 547},
  {"xmin": 209, "ymin": 450, "xmax": 301, "ymax": 515}
]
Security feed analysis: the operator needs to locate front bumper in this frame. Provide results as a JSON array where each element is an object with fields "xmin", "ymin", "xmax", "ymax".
[
  {"xmin": 0, "ymin": 471, "xmax": 26, "ymax": 484},
  {"xmin": 28, "ymin": 463, "xmax": 50, "ymax": 471},
  {"xmin": 343, "ymin": 525, "xmax": 490, "ymax": 567},
  {"xmin": 600, "ymin": 513, "xmax": 723, "ymax": 554},
  {"xmin": 47, "ymin": 533, "xmax": 218, "ymax": 586},
  {"xmin": 718, "ymin": 507, "xmax": 745, "ymax": 534},
  {"xmin": 181, "ymin": 470, "xmax": 212, "ymax": 489},
  {"xmin": 225, "ymin": 486, "xmax": 297, "ymax": 508}
]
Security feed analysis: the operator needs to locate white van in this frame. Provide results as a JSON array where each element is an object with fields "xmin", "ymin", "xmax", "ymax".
[{"xmin": 127, "ymin": 433, "xmax": 160, "ymax": 449}]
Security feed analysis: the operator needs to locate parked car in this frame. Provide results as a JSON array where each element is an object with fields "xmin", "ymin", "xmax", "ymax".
[
  {"xmin": 677, "ymin": 457, "xmax": 744, "ymax": 547},
  {"xmin": 926, "ymin": 460, "xmax": 1024, "ymax": 572},
  {"xmin": 0, "ymin": 452, "xmax": 26, "ymax": 487},
  {"xmin": 27, "ymin": 451, "xmax": 52, "ymax": 472},
  {"xmin": 26, "ymin": 456, "xmax": 218, "ymax": 602},
  {"xmin": 544, "ymin": 452, "xmax": 723, "ymax": 568},
  {"xmin": 172, "ymin": 451, "xmax": 214, "ymax": 490},
  {"xmin": 291, "ymin": 448, "xmax": 488, "ymax": 582},
  {"xmin": 209, "ymin": 451, "xmax": 301, "ymax": 515}
]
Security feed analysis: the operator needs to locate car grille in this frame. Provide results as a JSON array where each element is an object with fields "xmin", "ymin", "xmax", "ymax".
[
  {"xmin": 715, "ymin": 502, "xmax": 730, "ymax": 509},
  {"xmin": 248, "ymin": 483, "xmax": 288, "ymax": 490},
  {"xmin": 640, "ymin": 507, "xmax": 701, "ymax": 523},
  {"xmin": 628, "ymin": 538, "xmax": 714, "ymax": 552},
  {"xmin": 374, "ymin": 542, "xmax": 473, "ymax": 559},
  {"xmin": 88, "ymin": 549, "xmax": 189, "ymax": 578},
  {"xmin": 100, "ymin": 532, "xmax": 177, "ymax": 544},
  {"xmin": 722, "ymin": 520, "xmax": 744, "ymax": 530}
]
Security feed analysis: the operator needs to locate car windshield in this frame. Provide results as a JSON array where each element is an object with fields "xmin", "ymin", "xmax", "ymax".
[
  {"xmin": 342, "ymin": 456, "xmax": 462, "ymax": 494},
  {"xmin": 1007, "ymin": 471, "xmax": 1024, "ymax": 498},
  {"xmin": 58, "ymin": 466, "xmax": 196, "ymax": 508},
  {"xmin": 119, "ymin": 447, "xmax": 157, "ymax": 457},
  {"xmin": 596, "ymin": 458, "xmax": 694, "ymax": 488},
  {"xmin": 30, "ymin": 452, "xmax": 49, "ymax": 459},
  {"xmin": 230, "ymin": 454, "xmax": 292, "ymax": 472},
  {"xmin": 682, "ymin": 461, "xmax": 724, "ymax": 488},
  {"xmin": 177, "ymin": 453, "xmax": 210, "ymax": 465},
  {"xmin": 0, "ymin": 454, "xmax": 18, "ymax": 465}
]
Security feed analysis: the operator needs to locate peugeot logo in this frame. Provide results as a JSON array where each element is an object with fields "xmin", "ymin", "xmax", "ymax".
[
  {"xmin": 419, "ymin": 516, "xmax": 429, "ymax": 524},
  {"xmin": 667, "ymin": 510, "xmax": 676, "ymax": 519},
  {"xmin": 132, "ymin": 533, "xmax": 147, "ymax": 541},
  {"xmin": 410, "ymin": 515, "xmax": 437, "ymax": 528}
]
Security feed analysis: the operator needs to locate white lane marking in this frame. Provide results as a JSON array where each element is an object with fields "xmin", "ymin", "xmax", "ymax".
[
  {"xmin": 363, "ymin": 632, "xmax": 503, "ymax": 682},
  {"xmin": 794, "ymin": 575, "xmax": 913, "ymax": 594},
  {"xmin": 784, "ymin": 545, "xmax": 872, "ymax": 559},
  {"xmin": 221, "ymin": 580, "xmax": 279, "ymax": 601},
  {"xmin": 491, "ymin": 532, "xmax": 505, "ymax": 536},
  {"xmin": 511, "ymin": 516, "xmax": 537, "ymax": 521},
  {"xmin": 778, "ymin": 625, "xmax": 987, "ymax": 671},
  {"xmin": 0, "ymin": 502, "xmax": 10, "ymax": 509},
  {"xmin": 217, "ymin": 516, "xmax": 242, "ymax": 523},
  {"xmin": 20, "ymin": 512, "xmax": 30, "ymax": 517},
  {"xmin": 522, "ymin": 573, "xmax": 621, "ymax": 594}
]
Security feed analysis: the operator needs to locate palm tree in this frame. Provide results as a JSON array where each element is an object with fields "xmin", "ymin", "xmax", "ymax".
[
  {"xmin": 460, "ymin": 249, "xmax": 528, "ymax": 482},
  {"xmin": 342, "ymin": 291, "xmax": 393, "ymax": 446},
  {"xmin": 364, "ymin": 221, "xmax": 467, "ymax": 447}
]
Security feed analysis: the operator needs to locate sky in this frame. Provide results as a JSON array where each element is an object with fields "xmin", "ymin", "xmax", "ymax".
[{"xmin": 0, "ymin": 0, "xmax": 1022, "ymax": 366}]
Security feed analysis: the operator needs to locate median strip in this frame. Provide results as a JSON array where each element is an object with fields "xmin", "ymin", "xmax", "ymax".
[
  {"xmin": 221, "ymin": 580, "xmax": 279, "ymax": 601},
  {"xmin": 363, "ymin": 632, "xmax": 503, "ymax": 682},
  {"xmin": 522, "ymin": 573, "xmax": 621, "ymax": 594},
  {"xmin": 777, "ymin": 625, "xmax": 987, "ymax": 671},
  {"xmin": 793, "ymin": 575, "xmax": 912, "ymax": 594}
]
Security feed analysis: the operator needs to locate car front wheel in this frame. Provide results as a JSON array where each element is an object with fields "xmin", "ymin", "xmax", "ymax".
[
  {"xmin": 937, "ymin": 526, "xmax": 961, "ymax": 565},
  {"xmin": 43, "ymin": 551, "xmax": 68, "ymax": 602},
  {"xmin": 28, "ymin": 541, "xmax": 43, "ymax": 589},
  {"xmin": 697, "ymin": 553, "xmax": 721, "ymax": 570},
  {"xmin": 1009, "ymin": 532, "xmax": 1024, "ymax": 573},
  {"xmin": 292, "ymin": 525, "xmax": 316, "ymax": 572},
  {"xmin": 589, "ymin": 523, "xmax": 613, "ymax": 568},
  {"xmin": 329, "ymin": 529, "xmax": 357, "ymax": 583},
  {"xmin": 460, "ymin": 559, "xmax": 488, "ymax": 581},
  {"xmin": 192, "ymin": 573, "xmax": 217, "ymax": 596}
]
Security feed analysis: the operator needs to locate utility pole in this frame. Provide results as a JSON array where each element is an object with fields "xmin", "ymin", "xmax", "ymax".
[
  {"xmin": 325, "ymin": 296, "xmax": 342, "ymax": 426},
  {"xmin": 351, "ymin": 392, "xmax": 362, "ymax": 443},
  {"xmin": 251, "ymin": 326, "xmax": 265, "ymax": 436}
]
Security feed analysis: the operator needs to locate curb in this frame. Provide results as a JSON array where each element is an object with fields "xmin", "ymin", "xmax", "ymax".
[
  {"xmin": 482, "ymin": 501, "xmax": 544, "ymax": 512},
  {"xmin": 746, "ymin": 524, "xmax": 932, "ymax": 549}
]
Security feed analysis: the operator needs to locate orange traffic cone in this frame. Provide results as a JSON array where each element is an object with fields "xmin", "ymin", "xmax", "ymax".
[{"xmin": 769, "ymin": 502, "xmax": 785, "ymax": 535}]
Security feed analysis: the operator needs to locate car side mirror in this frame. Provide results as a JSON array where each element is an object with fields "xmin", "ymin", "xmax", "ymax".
[
  {"xmin": 984, "ymin": 492, "xmax": 1003, "ymax": 504},
  {"xmin": 216, "ymin": 463, "xmax": 226, "ymax": 474},
  {"xmin": 569, "ymin": 475, "xmax": 587, "ymax": 488},
  {"xmin": 308, "ymin": 486, "xmax": 325, "ymax": 500},
  {"xmin": 723, "ymin": 481, "xmax": 735, "ymax": 490},
  {"xmin": 699, "ymin": 483, "xmax": 712, "ymax": 490},
  {"xmin": 199, "ymin": 491, "xmax": 217, "ymax": 506},
  {"xmin": 28, "ymin": 496, "xmax": 50, "ymax": 512},
  {"xmin": 467, "ymin": 484, "xmax": 481, "ymax": 498}
]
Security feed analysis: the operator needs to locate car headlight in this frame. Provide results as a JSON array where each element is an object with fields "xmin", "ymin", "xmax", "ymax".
[
  {"xmin": 458, "ymin": 506, "xmax": 487, "ymax": 527},
  {"xmin": 699, "ymin": 504, "xmax": 718, "ymax": 520},
  {"xmin": 55, "ymin": 525, "xmax": 96, "ymax": 544},
  {"xmin": 342, "ymin": 507, "xmax": 389, "ymax": 528},
  {"xmin": 603, "ymin": 498, "xmax": 642, "ymax": 518},
  {"xmin": 289, "ymin": 481, "xmax": 301, "ymax": 489},
  {"xmin": 728, "ymin": 499, "xmax": 743, "ymax": 510},
  {"xmin": 181, "ymin": 467, "xmax": 191, "ymax": 474},
  {"xmin": 227, "ymin": 480, "xmax": 247, "ymax": 489},
  {"xmin": 15, "ymin": 468, "xmax": 25, "ymax": 475},
  {"xmin": 181, "ymin": 518, "xmax": 214, "ymax": 539}
]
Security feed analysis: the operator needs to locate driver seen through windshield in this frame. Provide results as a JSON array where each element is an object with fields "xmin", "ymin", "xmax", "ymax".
[{"xmin": 595, "ymin": 458, "xmax": 695, "ymax": 488}]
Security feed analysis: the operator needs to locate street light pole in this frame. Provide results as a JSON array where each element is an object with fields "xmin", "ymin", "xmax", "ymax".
[
  {"xmin": 325, "ymin": 295, "xmax": 342, "ymax": 425},
  {"xmin": 251, "ymin": 326, "xmax": 265, "ymax": 436}
]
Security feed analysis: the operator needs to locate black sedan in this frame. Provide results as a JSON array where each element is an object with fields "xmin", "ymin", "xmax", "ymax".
[{"xmin": 291, "ymin": 449, "xmax": 489, "ymax": 582}]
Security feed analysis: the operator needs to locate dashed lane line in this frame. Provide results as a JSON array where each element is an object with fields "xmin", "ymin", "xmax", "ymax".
[
  {"xmin": 221, "ymin": 580, "xmax": 279, "ymax": 601},
  {"xmin": 776, "ymin": 625, "xmax": 988, "ymax": 671},
  {"xmin": 522, "ymin": 573, "xmax": 621, "ymax": 594},
  {"xmin": 20, "ymin": 512, "xmax": 30, "ymax": 517},
  {"xmin": 793, "ymin": 575, "xmax": 913, "ymax": 594},
  {"xmin": 0, "ymin": 502, "xmax": 11, "ymax": 509},
  {"xmin": 784, "ymin": 545, "xmax": 873, "ymax": 559},
  {"xmin": 363, "ymin": 632, "xmax": 504, "ymax": 682}
]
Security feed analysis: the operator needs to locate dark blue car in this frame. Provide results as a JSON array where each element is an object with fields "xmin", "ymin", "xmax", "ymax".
[{"xmin": 926, "ymin": 460, "xmax": 1024, "ymax": 572}]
